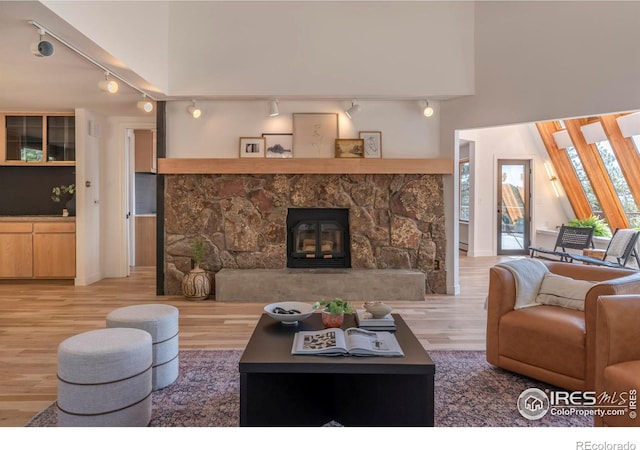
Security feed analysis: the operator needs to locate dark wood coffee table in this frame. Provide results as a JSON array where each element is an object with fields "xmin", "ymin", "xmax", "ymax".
[{"xmin": 239, "ymin": 313, "xmax": 435, "ymax": 427}]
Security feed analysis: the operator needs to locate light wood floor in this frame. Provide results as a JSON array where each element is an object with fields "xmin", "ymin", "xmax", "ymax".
[{"xmin": 0, "ymin": 253, "xmax": 510, "ymax": 427}]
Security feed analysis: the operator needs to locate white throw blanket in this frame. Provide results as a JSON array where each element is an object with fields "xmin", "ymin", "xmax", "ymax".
[{"xmin": 496, "ymin": 258, "xmax": 549, "ymax": 309}]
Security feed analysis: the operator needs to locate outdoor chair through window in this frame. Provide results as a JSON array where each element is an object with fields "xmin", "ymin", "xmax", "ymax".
[
  {"xmin": 529, "ymin": 224, "xmax": 595, "ymax": 262},
  {"xmin": 567, "ymin": 228, "xmax": 640, "ymax": 269}
]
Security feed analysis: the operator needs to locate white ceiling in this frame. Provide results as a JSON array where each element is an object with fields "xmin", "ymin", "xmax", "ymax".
[{"xmin": 0, "ymin": 1, "xmax": 161, "ymax": 117}]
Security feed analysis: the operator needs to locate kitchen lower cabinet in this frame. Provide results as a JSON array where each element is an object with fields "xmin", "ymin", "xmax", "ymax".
[
  {"xmin": 135, "ymin": 215, "xmax": 156, "ymax": 266},
  {"xmin": 0, "ymin": 220, "xmax": 75, "ymax": 279},
  {"xmin": 0, "ymin": 222, "xmax": 33, "ymax": 277},
  {"xmin": 33, "ymin": 222, "xmax": 76, "ymax": 278}
]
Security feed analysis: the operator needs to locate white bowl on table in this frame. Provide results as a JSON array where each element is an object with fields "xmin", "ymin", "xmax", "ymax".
[{"xmin": 264, "ymin": 301, "xmax": 314, "ymax": 326}]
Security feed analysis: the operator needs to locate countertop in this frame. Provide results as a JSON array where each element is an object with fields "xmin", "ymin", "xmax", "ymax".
[{"xmin": 0, "ymin": 215, "xmax": 76, "ymax": 222}]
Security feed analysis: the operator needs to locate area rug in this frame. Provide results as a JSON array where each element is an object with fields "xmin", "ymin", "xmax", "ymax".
[{"xmin": 26, "ymin": 349, "xmax": 591, "ymax": 427}]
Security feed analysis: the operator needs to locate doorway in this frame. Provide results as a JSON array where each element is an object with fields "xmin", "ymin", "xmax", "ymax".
[
  {"xmin": 125, "ymin": 128, "xmax": 157, "ymax": 270},
  {"xmin": 497, "ymin": 159, "xmax": 530, "ymax": 255}
]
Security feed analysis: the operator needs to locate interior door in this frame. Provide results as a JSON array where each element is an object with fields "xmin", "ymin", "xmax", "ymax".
[{"xmin": 497, "ymin": 159, "xmax": 531, "ymax": 255}]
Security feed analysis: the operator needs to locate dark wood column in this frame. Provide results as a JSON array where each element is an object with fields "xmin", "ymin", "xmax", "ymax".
[{"xmin": 156, "ymin": 101, "xmax": 166, "ymax": 295}]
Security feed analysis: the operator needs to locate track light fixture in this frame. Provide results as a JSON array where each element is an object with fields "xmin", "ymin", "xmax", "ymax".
[
  {"xmin": 345, "ymin": 101, "xmax": 361, "ymax": 119},
  {"xmin": 268, "ymin": 100, "xmax": 279, "ymax": 117},
  {"xmin": 27, "ymin": 20, "xmax": 158, "ymax": 111},
  {"xmin": 137, "ymin": 95, "xmax": 154, "ymax": 113},
  {"xmin": 187, "ymin": 100, "xmax": 202, "ymax": 118},
  {"xmin": 422, "ymin": 100, "xmax": 434, "ymax": 117},
  {"xmin": 31, "ymin": 26, "xmax": 54, "ymax": 57},
  {"xmin": 98, "ymin": 72, "xmax": 119, "ymax": 94}
]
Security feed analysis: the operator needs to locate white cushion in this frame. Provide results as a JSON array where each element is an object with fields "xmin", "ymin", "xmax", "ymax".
[
  {"xmin": 57, "ymin": 328, "xmax": 152, "ymax": 384},
  {"xmin": 106, "ymin": 304, "xmax": 179, "ymax": 342},
  {"xmin": 535, "ymin": 272, "xmax": 596, "ymax": 311}
]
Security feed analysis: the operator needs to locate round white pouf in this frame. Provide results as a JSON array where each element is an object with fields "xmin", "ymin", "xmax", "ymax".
[
  {"xmin": 106, "ymin": 304, "xmax": 179, "ymax": 391},
  {"xmin": 57, "ymin": 328, "xmax": 152, "ymax": 427}
]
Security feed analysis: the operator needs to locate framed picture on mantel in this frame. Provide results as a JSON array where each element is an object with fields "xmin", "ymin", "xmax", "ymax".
[
  {"xmin": 359, "ymin": 131, "xmax": 382, "ymax": 158},
  {"xmin": 335, "ymin": 138, "xmax": 364, "ymax": 158},
  {"xmin": 262, "ymin": 133, "xmax": 293, "ymax": 158},
  {"xmin": 239, "ymin": 137, "xmax": 265, "ymax": 158},
  {"xmin": 292, "ymin": 113, "xmax": 339, "ymax": 158}
]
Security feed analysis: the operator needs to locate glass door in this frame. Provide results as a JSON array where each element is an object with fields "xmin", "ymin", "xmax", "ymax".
[{"xmin": 497, "ymin": 160, "xmax": 530, "ymax": 255}]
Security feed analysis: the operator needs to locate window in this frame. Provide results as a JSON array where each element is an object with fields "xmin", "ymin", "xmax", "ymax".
[
  {"xmin": 594, "ymin": 140, "xmax": 640, "ymax": 228},
  {"xmin": 537, "ymin": 113, "xmax": 640, "ymax": 234},
  {"xmin": 565, "ymin": 145, "xmax": 602, "ymax": 215},
  {"xmin": 460, "ymin": 160, "xmax": 470, "ymax": 222}
]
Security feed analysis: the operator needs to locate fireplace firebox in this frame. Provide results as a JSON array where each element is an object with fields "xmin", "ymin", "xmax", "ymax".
[{"xmin": 286, "ymin": 208, "xmax": 350, "ymax": 269}]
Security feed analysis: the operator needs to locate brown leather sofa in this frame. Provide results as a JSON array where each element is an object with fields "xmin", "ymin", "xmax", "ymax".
[
  {"xmin": 486, "ymin": 260, "xmax": 640, "ymax": 392},
  {"xmin": 595, "ymin": 295, "xmax": 640, "ymax": 427}
]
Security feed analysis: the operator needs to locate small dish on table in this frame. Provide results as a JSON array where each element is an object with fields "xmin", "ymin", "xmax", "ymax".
[{"xmin": 264, "ymin": 301, "xmax": 314, "ymax": 326}]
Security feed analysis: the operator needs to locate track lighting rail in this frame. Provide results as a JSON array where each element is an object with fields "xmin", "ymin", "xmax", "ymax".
[{"xmin": 27, "ymin": 19, "xmax": 157, "ymax": 102}]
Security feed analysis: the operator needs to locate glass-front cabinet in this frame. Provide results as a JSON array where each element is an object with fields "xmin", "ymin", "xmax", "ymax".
[{"xmin": 1, "ymin": 113, "xmax": 75, "ymax": 165}]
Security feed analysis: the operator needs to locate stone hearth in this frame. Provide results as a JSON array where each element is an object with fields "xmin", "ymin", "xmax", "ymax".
[
  {"xmin": 215, "ymin": 268, "xmax": 426, "ymax": 302},
  {"xmin": 164, "ymin": 173, "xmax": 446, "ymax": 296}
]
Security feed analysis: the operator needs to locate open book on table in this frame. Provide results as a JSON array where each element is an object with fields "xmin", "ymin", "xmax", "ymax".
[{"xmin": 291, "ymin": 327, "xmax": 404, "ymax": 357}]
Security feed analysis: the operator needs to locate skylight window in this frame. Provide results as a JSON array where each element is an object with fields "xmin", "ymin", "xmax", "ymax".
[
  {"xmin": 595, "ymin": 140, "xmax": 640, "ymax": 227},
  {"xmin": 538, "ymin": 114, "xmax": 640, "ymax": 233},
  {"xmin": 565, "ymin": 145, "xmax": 602, "ymax": 215}
]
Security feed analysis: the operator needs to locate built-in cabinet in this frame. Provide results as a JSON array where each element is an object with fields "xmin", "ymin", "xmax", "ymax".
[
  {"xmin": 134, "ymin": 129, "xmax": 156, "ymax": 173},
  {"xmin": 0, "ymin": 220, "xmax": 76, "ymax": 279},
  {"xmin": 1, "ymin": 113, "xmax": 75, "ymax": 165},
  {"xmin": 0, "ymin": 222, "xmax": 33, "ymax": 278},
  {"xmin": 135, "ymin": 215, "xmax": 156, "ymax": 266}
]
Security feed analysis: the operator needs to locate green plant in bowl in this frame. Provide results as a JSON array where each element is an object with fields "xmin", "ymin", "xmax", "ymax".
[
  {"xmin": 192, "ymin": 238, "xmax": 208, "ymax": 267},
  {"xmin": 51, "ymin": 184, "xmax": 75, "ymax": 202},
  {"xmin": 313, "ymin": 297, "xmax": 353, "ymax": 315}
]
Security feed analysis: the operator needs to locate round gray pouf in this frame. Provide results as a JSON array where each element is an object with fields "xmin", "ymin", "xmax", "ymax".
[
  {"xmin": 57, "ymin": 328, "xmax": 152, "ymax": 427},
  {"xmin": 106, "ymin": 304, "xmax": 179, "ymax": 391}
]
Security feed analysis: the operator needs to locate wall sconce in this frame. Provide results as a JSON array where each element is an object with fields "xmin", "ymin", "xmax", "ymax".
[
  {"xmin": 345, "ymin": 101, "xmax": 361, "ymax": 119},
  {"xmin": 98, "ymin": 71, "xmax": 119, "ymax": 94},
  {"xmin": 137, "ymin": 95, "xmax": 154, "ymax": 113},
  {"xmin": 267, "ymin": 100, "xmax": 279, "ymax": 117},
  {"xmin": 187, "ymin": 100, "xmax": 202, "ymax": 118},
  {"xmin": 544, "ymin": 162, "xmax": 561, "ymax": 198}
]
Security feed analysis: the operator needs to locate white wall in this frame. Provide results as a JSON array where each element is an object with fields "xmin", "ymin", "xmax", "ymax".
[
  {"xmin": 167, "ymin": 100, "xmax": 440, "ymax": 158},
  {"xmin": 167, "ymin": 1, "xmax": 474, "ymax": 98},
  {"xmin": 41, "ymin": 0, "xmax": 170, "ymax": 93},
  {"xmin": 74, "ymin": 108, "xmax": 104, "ymax": 285},
  {"xmin": 459, "ymin": 123, "xmax": 568, "ymax": 257},
  {"xmin": 441, "ymin": 1, "xmax": 640, "ymax": 134},
  {"xmin": 44, "ymin": 1, "xmax": 474, "ymax": 99}
]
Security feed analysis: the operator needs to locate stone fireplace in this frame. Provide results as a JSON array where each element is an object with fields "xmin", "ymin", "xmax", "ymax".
[
  {"xmin": 164, "ymin": 173, "xmax": 446, "ymax": 296},
  {"xmin": 286, "ymin": 207, "xmax": 350, "ymax": 269}
]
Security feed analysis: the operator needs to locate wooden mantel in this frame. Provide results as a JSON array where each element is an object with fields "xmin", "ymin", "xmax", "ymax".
[{"xmin": 157, "ymin": 158, "xmax": 453, "ymax": 175}]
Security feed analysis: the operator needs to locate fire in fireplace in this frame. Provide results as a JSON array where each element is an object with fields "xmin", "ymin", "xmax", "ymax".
[{"xmin": 286, "ymin": 208, "xmax": 351, "ymax": 269}]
